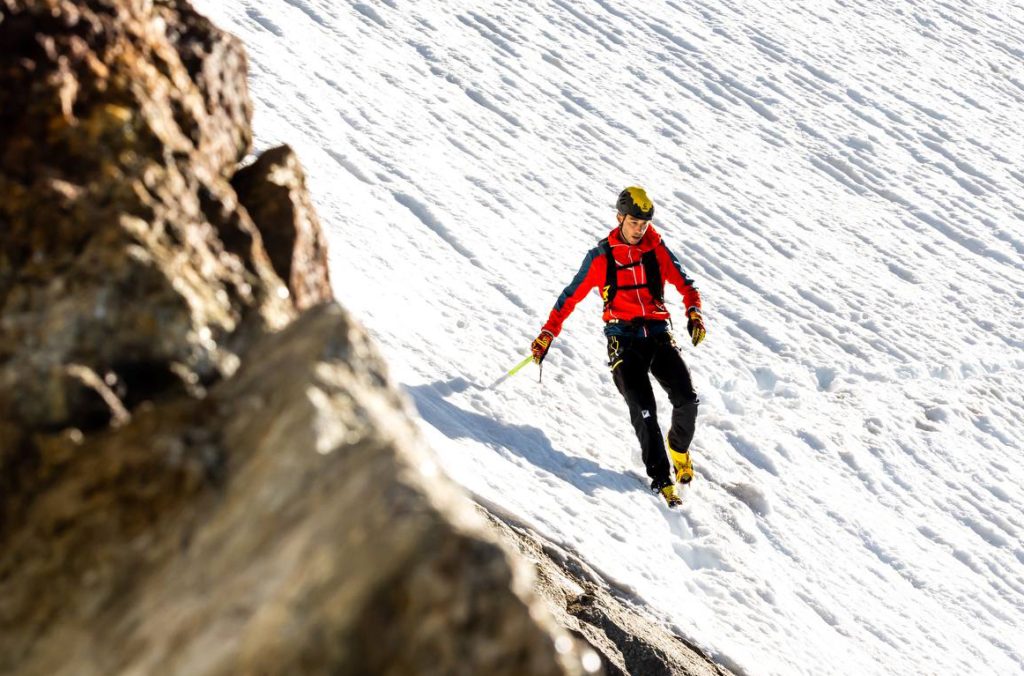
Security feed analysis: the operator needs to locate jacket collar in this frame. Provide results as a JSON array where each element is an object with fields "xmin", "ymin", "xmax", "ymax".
[{"xmin": 608, "ymin": 223, "xmax": 661, "ymax": 253}]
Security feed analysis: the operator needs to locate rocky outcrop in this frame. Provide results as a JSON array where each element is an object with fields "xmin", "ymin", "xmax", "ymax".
[
  {"xmin": 0, "ymin": 1, "xmax": 593, "ymax": 674},
  {"xmin": 1, "ymin": 304, "xmax": 593, "ymax": 676},
  {"xmin": 484, "ymin": 510, "xmax": 735, "ymax": 676},
  {"xmin": 0, "ymin": 0, "xmax": 292, "ymax": 438},
  {"xmin": 232, "ymin": 145, "xmax": 332, "ymax": 311}
]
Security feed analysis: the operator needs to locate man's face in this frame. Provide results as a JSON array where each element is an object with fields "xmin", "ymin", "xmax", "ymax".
[{"xmin": 618, "ymin": 214, "xmax": 650, "ymax": 245}]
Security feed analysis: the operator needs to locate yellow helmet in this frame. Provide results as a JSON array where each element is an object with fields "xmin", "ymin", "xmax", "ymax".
[{"xmin": 616, "ymin": 186, "xmax": 654, "ymax": 220}]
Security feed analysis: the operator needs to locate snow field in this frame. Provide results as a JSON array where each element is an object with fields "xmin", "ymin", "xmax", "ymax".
[{"xmin": 194, "ymin": 1, "xmax": 1024, "ymax": 674}]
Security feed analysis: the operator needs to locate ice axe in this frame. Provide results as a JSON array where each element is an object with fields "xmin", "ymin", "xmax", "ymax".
[{"xmin": 488, "ymin": 354, "xmax": 542, "ymax": 389}]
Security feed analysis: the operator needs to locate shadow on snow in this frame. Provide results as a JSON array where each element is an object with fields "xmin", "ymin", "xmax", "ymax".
[{"xmin": 405, "ymin": 378, "xmax": 642, "ymax": 497}]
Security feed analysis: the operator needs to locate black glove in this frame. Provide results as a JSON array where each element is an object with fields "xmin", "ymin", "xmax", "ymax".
[
  {"xmin": 531, "ymin": 330, "xmax": 554, "ymax": 363},
  {"xmin": 686, "ymin": 308, "xmax": 706, "ymax": 347}
]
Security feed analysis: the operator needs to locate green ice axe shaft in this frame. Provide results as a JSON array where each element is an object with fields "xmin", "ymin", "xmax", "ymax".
[
  {"xmin": 488, "ymin": 354, "xmax": 539, "ymax": 389},
  {"xmin": 506, "ymin": 355, "xmax": 534, "ymax": 377}
]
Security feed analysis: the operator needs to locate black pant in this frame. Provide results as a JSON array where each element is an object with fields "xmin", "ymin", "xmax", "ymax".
[{"xmin": 607, "ymin": 333, "xmax": 699, "ymax": 484}]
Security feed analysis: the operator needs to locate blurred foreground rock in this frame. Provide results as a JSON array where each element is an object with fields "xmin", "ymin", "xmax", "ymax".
[
  {"xmin": 0, "ymin": 0, "xmax": 292, "ymax": 436},
  {"xmin": 0, "ymin": 1, "xmax": 593, "ymax": 674},
  {"xmin": 1, "ymin": 305, "xmax": 591, "ymax": 676}
]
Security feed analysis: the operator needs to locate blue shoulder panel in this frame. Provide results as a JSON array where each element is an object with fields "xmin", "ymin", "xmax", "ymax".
[
  {"xmin": 664, "ymin": 244, "xmax": 696, "ymax": 287},
  {"xmin": 553, "ymin": 246, "xmax": 601, "ymax": 311}
]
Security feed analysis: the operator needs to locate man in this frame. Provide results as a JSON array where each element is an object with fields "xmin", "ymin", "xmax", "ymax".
[{"xmin": 530, "ymin": 187, "xmax": 706, "ymax": 508}]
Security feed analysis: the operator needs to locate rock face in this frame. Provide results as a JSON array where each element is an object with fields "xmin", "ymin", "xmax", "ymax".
[
  {"xmin": 2, "ymin": 305, "xmax": 589, "ymax": 676},
  {"xmin": 0, "ymin": 1, "xmax": 592, "ymax": 675},
  {"xmin": 485, "ymin": 510, "xmax": 735, "ymax": 676},
  {"xmin": 0, "ymin": 0, "xmax": 292, "ymax": 437},
  {"xmin": 232, "ymin": 145, "xmax": 333, "ymax": 311}
]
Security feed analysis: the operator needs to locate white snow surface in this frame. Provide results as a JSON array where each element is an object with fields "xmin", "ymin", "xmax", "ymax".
[{"xmin": 193, "ymin": 1, "xmax": 1024, "ymax": 674}]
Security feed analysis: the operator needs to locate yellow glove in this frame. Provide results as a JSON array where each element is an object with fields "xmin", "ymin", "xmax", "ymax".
[{"xmin": 686, "ymin": 308, "xmax": 706, "ymax": 347}]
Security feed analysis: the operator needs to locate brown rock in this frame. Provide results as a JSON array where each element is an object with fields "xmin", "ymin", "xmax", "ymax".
[
  {"xmin": 0, "ymin": 0, "xmax": 294, "ymax": 434},
  {"xmin": 486, "ymin": 510, "xmax": 734, "ymax": 676},
  {"xmin": 233, "ymin": 145, "xmax": 333, "ymax": 311},
  {"xmin": 0, "ymin": 2, "xmax": 594, "ymax": 675},
  {"xmin": 0, "ymin": 304, "xmax": 591, "ymax": 676}
]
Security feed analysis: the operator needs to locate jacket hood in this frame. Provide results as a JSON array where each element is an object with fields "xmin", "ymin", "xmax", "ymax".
[{"xmin": 607, "ymin": 223, "xmax": 662, "ymax": 253}]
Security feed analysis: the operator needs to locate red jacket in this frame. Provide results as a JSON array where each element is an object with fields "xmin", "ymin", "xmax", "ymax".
[{"xmin": 542, "ymin": 224, "xmax": 701, "ymax": 337}]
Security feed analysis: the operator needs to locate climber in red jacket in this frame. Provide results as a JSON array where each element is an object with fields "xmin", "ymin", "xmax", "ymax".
[{"xmin": 530, "ymin": 187, "xmax": 706, "ymax": 508}]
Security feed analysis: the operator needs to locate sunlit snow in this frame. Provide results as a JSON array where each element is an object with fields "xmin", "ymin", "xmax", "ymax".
[{"xmin": 193, "ymin": 1, "xmax": 1024, "ymax": 674}]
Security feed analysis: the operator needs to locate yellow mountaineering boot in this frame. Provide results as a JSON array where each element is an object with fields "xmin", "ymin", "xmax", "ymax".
[
  {"xmin": 652, "ymin": 477, "xmax": 682, "ymax": 508},
  {"xmin": 668, "ymin": 439, "xmax": 694, "ymax": 484},
  {"xmin": 658, "ymin": 482, "xmax": 682, "ymax": 508}
]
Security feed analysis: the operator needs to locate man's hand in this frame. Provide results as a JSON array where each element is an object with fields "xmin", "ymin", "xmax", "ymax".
[
  {"xmin": 531, "ymin": 330, "xmax": 554, "ymax": 363},
  {"xmin": 686, "ymin": 308, "xmax": 706, "ymax": 347}
]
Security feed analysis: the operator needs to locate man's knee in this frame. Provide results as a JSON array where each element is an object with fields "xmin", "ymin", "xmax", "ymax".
[{"xmin": 670, "ymin": 392, "xmax": 699, "ymax": 409}]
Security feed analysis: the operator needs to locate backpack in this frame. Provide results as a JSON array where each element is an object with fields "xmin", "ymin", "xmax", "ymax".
[{"xmin": 598, "ymin": 237, "xmax": 664, "ymax": 311}]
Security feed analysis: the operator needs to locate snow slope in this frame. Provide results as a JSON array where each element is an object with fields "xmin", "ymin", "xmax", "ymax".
[{"xmin": 193, "ymin": 1, "xmax": 1024, "ymax": 673}]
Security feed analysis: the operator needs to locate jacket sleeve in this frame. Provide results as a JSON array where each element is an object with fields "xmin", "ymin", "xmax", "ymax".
[
  {"xmin": 541, "ymin": 246, "xmax": 605, "ymax": 337},
  {"xmin": 658, "ymin": 243, "xmax": 702, "ymax": 313}
]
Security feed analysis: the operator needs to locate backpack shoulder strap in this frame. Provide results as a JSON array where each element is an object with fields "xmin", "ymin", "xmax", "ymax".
[
  {"xmin": 599, "ymin": 238, "xmax": 616, "ymax": 309},
  {"xmin": 641, "ymin": 245, "xmax": 664, "ymax": 303}
]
